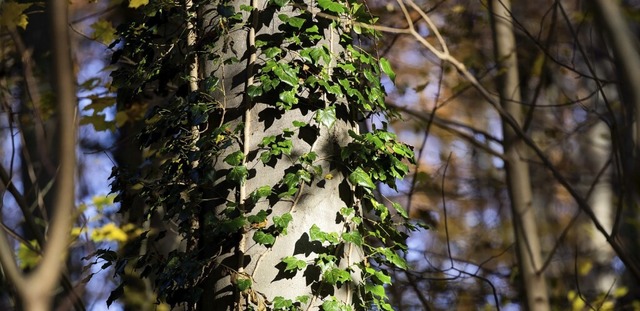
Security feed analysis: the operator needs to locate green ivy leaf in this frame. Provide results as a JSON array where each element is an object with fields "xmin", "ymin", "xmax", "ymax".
[
  {"xmin": 292, "ymin": 120, "xmax": 307, "ymax": 127},
  {"xmin": 236, "ymin": 278, "xmax": 252, "ymax": 291},
  {"xmin": 264, "ymin": 47, "xmax": 282, "ymax": 58},
  {"xmin": 273, "ymin": 63, "xmax": 299, "ymax": 87},
  {"xmin": 219, "ymin": 216, "xmax": 247, "ymax": 233},
  {"xmin": 392, "ymin": 202, "xmax": 408, "ymax": 219},
  {"xmin": 341, "ymin": 231, "xmax": 363, "ymax": 246},
  {"xmin": 239, "ymin": 4, "xmax": 254, "ymax": 11},
  {"xmin": 321, "ymin": 297, "xmax": 351, "ymax": 311},
  {"xmin": 247, "ymin": 85, "xmax": 263, "ymax": 98},
  {"xmin": 260, "ymin": 135, "xmax": 277, "ymax": 147},
  {"xmin": 250, "ymin": 186, "xmax": 272, "ymax": 202},
  {"xmin": 315, "ymin": 106, "xmax": 336, "ymax": 128},
  {"xmin": 273, "ymin": 213, "xmax": 293, "ymax": 234},
  {"xmin": 223, "ymin": 151, "xmax": 244, "ymax": 166},
  {"xmin": 379, "ymin": 57, "xmax": 396, "ymax": 82},
  {"xmin": 253, "ymin": 231, "xmax": 276, "ymax": 246},
  {"xmin": 323, "ymin": 268, "xmax": 351, "ymax": 285},
  {"xmin": 273, "ymin": 296, "xmax": 294, "ymax": 309},
  {"xmin": 379, "ymin": 247, "xmax": 408, "ymax": 269},
  {"xmin": 228, "ymin": 165, "xmax": 248, "ymax": 184},
  {"xmin": 282, "ymin": 256, "xmax": 307, "ymax": 271},
  {"xmin": 278, "ymin": 15, "xmax": 306, "ymax": 29},
  {"xmin": 365, "ymin": 284, "xmax": 385, "ymax": 298},
  {"xmin": 247, "ymin": 210, "xmax": 268, "ymax": 224},
  {"xmin": 349, "ymin": 167, "xmax": 375, "ymax": 190},
  {"xmin": 279, "ymin": 89, "xmax": 299, "ymax": 107},
  {"xmin": 309, "ymin": 225, "xmax": 339, "ymax": 244},
  {"xmin": 269, "ymin": 0, "xmax": 289, "ymax": 7},
  {"xmin": 317, "ymin": 0, "xmax": 345, "ymax": 13},
  {"xmin": 365, "ymin": 267, "xmax": 392, "ymax": 284}
]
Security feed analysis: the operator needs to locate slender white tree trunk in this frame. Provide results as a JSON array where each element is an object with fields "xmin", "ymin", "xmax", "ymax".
[{"xmin": 490, "ymin": 1, "xmax": 550, "ymax": 310}]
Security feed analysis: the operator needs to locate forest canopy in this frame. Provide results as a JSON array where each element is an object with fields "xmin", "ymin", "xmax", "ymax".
[{"xmin": 1, "ymin": 0, "xmax": 640, "ymax": 310}]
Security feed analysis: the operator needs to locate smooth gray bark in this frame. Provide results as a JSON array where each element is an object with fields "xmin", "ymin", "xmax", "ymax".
[
  {"xmin": 489, "ymin": 1, "xmax": 550, "ymax": 310},
  {"xmin": 197, "ymin": 0, "xmax": 361, "ymax": 309}
]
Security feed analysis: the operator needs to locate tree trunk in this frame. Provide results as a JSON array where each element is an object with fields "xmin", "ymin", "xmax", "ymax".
[
  {"xmin": 197, "ymin": 1, "xmax": 360, "ymax": 309},
  {"xmin": 489, "ymin": 1, "xmax": 550, "ymax": 310}
]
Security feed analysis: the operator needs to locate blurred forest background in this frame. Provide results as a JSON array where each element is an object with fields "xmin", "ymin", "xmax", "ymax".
[{"xmin": 2, "ymin": 0, "xmax": 640, "ymax": 310}]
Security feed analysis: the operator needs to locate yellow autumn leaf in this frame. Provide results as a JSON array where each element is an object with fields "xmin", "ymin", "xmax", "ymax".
[
  {"xmin": 567, "ymin": 290, "xmax": 585, "ymax": 311},
  {"xmin": 92, "ymin": 193, "xmax": 116, "ymax": 210},
  {"xmin": 613, "ymin": 286, "xmax": 629, "ymax": 298},
  {"xmin": 0, "ymin": 2, "xmax": 32, "ymax": 29},
  {"xmin": 17, "ymin": 240, "xmax": 41, "ymax": 269},
  {"xmin": 115, "ymin": 110, "xmax": 129, "ymax": 127},
  {"xmin": 128, "ymin": 0, "xmax": 148, "ymax": 9},
  {"xmin": 577, "ymin": 260, "xmax": 593, "ymax": 276},
  {"xmin": 91, "ymin": 223, "xmax": 128, "ymax": 243},
  {"xmin": 90, "ymin": 19, "xmax": 117, "ymax": 45}
]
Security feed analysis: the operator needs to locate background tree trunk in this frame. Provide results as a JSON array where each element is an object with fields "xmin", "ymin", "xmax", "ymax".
[{"xmin": 490, "ymin": 1, "xmax": 550, "ymax": 310}]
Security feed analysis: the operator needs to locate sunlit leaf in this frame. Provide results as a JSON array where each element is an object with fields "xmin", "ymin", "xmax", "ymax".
[
  {"xmin": 0, "ymin": 2, "xmax": 32, "ymax": 29},
  {"xmin": 91, "ymin": 20, "xmax": 117, "ymax": 45},
  {"xmin": 253, "ymin": 230, "xmax": 276, "ymax": 246},
  {"xmin": 128, "ymin": 0, "xmax": 149, "ymax": 8},
  {"xmin": 379, "ymin": 57, "xmax": 396, "ymax": 82}
]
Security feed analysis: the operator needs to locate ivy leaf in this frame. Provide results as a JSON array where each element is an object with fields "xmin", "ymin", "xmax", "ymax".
[
  {"xmin": 278, "ymin": 14, "xmax": 306, "ymax": 29},
  {"xmin": 365, "ymin": 267, "xmax": 392, "ymax": 285},
  {"xmin": 341, "ymin": 231, "xmax": 363, "ymax": 246},
  {"xmin": 292, "ymin": 120, "xmax": 307, "ymax": 127},
  {"xmin": 273, "ymin": 296, "xmax": 294, "ymax": 309},
  {"xmin": 250, "ymin": 186, "xmax": 272, "ymax": 203},
  {"xmin": 379, "ymin": 57, "xmax": 396, "ymax": 82},
  {"xmin": 247, "ymin": 210, "xmax": 268, "ymax": 224},
  {"xmin": 392, "ymin": 202, "xmax": 408, "ymax": 219},
  {"xmin": 279, "ymin": 89, "xmax": 298, "ymax": 107},
  {"xmin": 236, "ymin": 278, "xmax": 252, "ymax": 291},
  {"xmin": 247, "ymin": 85, "xmax": 263, "ymax": 98},
  {"xmin": 315, "ymin": 106, "xmax": 336, "ymax": 128},
  {"xmin": 223, "ymin": 150, "xmax": 244, "ymax": 166},
  {"xmin": 282, "ymin": 256, "xmax": 306, "ymax": 271},
  {"xmin": 323, "ymin": 268, "xmax": 351, "ymax": 285},
  {"xmin": 317, "ymin": 0, "xmax": 346, "ymax": 13},
  {"xmin": 270, "ymin": 0, "xmax": 289, "ymax": 7},
  {"xmin": 264, "ymin": 47, "xmax": 282, "ymax": 58},
  {"xmin": 380, "ymin": 247, "xmax": 408, "ymax": 270},
  {"xmin": 239, "ymin": 4, "xmax": 254, "ymax": 11},
  {"xmin": 321, "ymin": 297, "xmax": 350, "ymax": 311},
  {"xmin": 273, "ymin": 63, "xmax": 299, "ymax": 87},
  {"xmin": 309, "ymin": 225, "xmax": 339, "ymax": 244},
  {"xmin": 273, "ymin": 212, "xmax": 293, "ymax": 234},
  {"xmin": 365, "ymin": 284, "xmax": 386, "ymax": 298},
  {"xmin": 349, "ymin": 167, "xmax": 375, "ymax": 190},
  {"xmin": 219, "ymin": 216, "xmax": 247, "ymax": 233},
  {"xmin": 228, "ymin": 165, "xmax": 248, "ymax": 184},
  {"xmin": 253, "ymin": 231, "xmax": 276, "ymax": 246},
  {"xmin": 309, "ymin": 224, "xmax": 323, "ymax": 242}
]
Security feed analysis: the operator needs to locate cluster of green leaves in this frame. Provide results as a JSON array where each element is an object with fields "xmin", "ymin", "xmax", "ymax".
[
  {"xmin": 105, "ymin": 0, "xmax": 247, "ymax": 306},
  {"xmin": 101, "ymin": 0, "xmax": 419, "ymax": 308},
  {"xmin": 244, "ymin": 0, "xmax": 418, "ymax": 309}
]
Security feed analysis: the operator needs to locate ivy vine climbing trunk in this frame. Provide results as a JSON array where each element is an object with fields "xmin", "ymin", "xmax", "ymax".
[
  {"xmin": 108, "ymin": 0, "xmax": 415, "ymax": 309},
  {"xmin": 489, "ymin": 1, "xmax": 550, "ymax": 310}
]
